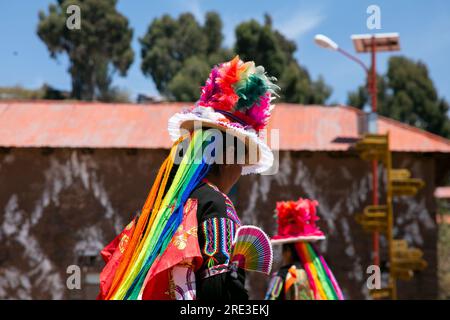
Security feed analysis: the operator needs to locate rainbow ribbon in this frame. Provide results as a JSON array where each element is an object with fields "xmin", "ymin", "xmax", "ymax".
[
  {"xmin": 295, "ymin": 242, "xmax": 344, "ymax": 300},
  {"xmin": 105, "ymin": 130, "xmax": 214, "ymax": 299}
]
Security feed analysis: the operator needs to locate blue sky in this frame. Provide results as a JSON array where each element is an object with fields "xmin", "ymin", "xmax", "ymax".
[{"xmin": 1, "ymin": 0, "xmax": 449, "ymax": 104}]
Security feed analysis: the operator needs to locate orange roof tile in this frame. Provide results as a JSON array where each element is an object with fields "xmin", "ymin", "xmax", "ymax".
[
  {"xmin": 0, "ymin": 100, "xmax": 449, "ymax": 152},
  {"xmin": 434, "ymin": 187, "xmax": 450, "ymax": 199}
]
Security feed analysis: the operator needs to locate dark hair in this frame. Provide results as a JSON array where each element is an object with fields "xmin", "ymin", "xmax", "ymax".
[{"xmin": 282, "ymin": 243, "xmax": 301, "ymax": 262}]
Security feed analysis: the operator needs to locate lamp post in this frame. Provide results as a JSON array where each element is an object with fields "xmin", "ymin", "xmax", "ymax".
[{"xmin": 314, "ymin": 33, "xmax": 400, "ymax": 268}]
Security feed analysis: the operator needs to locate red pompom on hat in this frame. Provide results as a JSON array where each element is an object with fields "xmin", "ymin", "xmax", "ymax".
[
  {"xmin": 167, "ymin": 55, "xmax": 280, "ymax": 175},
  {"xmin": 271, "ymin": 198, "xmax": 325, "ymax": 244}
]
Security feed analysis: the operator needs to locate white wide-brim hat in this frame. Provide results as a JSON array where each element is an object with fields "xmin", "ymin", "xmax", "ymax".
[
  {"xmin": 270, "ymin": 235, "xmax": 326, "ymax": 245},
  {"xmin": 168, "ymin": 106, "xmax": 274, "ymax": 175}
]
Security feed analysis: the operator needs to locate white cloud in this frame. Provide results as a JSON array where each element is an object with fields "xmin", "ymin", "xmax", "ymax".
[
  {"xmin": 276, "ymin": 8, "xmax": 325, "ymax": 40},
  {"xmin": 181, "ymin": 0, "xmax": 204, "ymax": 22}
]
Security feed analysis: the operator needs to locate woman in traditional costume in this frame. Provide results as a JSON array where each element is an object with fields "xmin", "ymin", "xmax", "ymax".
[
  {"xmin": 265, "ymin": 198, "xmax": 344, "ymax": 300},
  {"xmin": 97, "ymin": 56, "xmax": 278, "ymax": 300}
]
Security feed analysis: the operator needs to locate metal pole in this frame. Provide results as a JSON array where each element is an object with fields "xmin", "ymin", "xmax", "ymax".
[
  {"xmin": 371, "ymin": 36, "xmax": 377, "ymax": 113},
  {"xmin": 385, "ymin": 133, "xmax": 396, "ymax": 299},
  {"xmin": 370, "ymin": 36, "xmax": 380, "ymax": 267}
]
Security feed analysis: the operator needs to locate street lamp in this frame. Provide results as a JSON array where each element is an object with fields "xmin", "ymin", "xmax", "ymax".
[
  {"xmin": 314, "ymin": 33, "xmax": 400, "ymax": 113},
  {"xmin": 314, "ymin": 34, "xmax": 339, "ymax": 50},
  {"xmin": 314, "ymin": 34, "xmax": 370, "ymax": 80},
  {"xmin": 314, "ymin": 32, "xmax": 400, "ymax": 268}
]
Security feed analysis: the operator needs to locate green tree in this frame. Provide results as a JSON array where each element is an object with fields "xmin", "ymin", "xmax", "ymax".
[
  {"xmin": 204, "ymin": 12, "xmax": 223, "ymax": 55},
  {"xmin": 234, "ymin": 17, "xmax": 286, "ymax": 80},
  {"xmin": 347, "ymin": 56, "xmax": 450, "ymax": 138},
  {"xmin": 167, "ymin": 56, "xmax": 211, "ymax": 102},
  {"xmin": 140, "ymin": 12, "xmax": 231, "ymax": 101},
  {"xmin": 235, "ymin": 15, "xmax": 331, "ymax": 104},
  {"xmin": 37, "ymin": 0, "xmax": 134, "ymax": 101}
]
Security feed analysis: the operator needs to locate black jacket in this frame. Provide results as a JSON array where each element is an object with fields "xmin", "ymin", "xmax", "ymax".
[{"xmin": 190, "ymin": 182, "xmax": 248, "ymax": 301}]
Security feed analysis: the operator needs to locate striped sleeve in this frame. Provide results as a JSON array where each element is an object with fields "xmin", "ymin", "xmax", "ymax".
[{"xmin": 200, "ymin": 217, "xmax": 237, "ymax": 268}]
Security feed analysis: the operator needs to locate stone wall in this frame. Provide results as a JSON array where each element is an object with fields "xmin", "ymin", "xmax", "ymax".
[
  {"xmin": 239, "ymin": 151, "xmax": 440, "ymax": 299},
  {"xmin": 0, "ymin": 148, "xmax": 444, "ymax": 299}
]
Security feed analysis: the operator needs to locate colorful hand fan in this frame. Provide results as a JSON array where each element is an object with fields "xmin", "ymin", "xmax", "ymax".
[{"xmin": 230, "ymin": 225, "xmax": 273, "ymax": 275}]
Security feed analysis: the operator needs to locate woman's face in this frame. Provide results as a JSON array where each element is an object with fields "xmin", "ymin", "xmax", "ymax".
[
  {"xmin": 282, "ymin": 247, "xmax": 293, "ymax": 265},
  {"xmin": 220, "ymin": 163, "xmax": 243, "ymax": 193}
]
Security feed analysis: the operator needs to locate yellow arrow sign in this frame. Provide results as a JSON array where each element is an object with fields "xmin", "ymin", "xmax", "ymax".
[
  {"xmin": 355, "ymin": 134, "xmax": 388, "ymax": 149},
  {"xmin": 390, "ymin": 169, "xmax": 411, "ymax": 180},
  {"xmin": 392, "ymin": 239, "xmax": 408, "ymax": 250},
  {"xmin": 359, "ymin": 149, "xmax": 388, "ymax": 162},
  {"xmin": 355, "ymin": 205, "xmax": 388, "ymax": 233},
  {"xmin": 390, "ymin": 178, "xmax": 425, "ymax": 196},
  {"xmin": 390, "ymin": 239, "xmax": 427, "ymax": 281},
  {"xmin": 390, "ymin": 268, "xmax": 414, "ymax": 281},
  {"xmin": 369, "ymin": 287, "xmax": 393, "ymax": 299},
  {"xmin": 355, "ymin": 134, "xmax": 389, "ymax": 162}
]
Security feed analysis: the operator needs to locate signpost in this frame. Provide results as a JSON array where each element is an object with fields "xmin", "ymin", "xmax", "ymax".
[{"xmin": 355, "ymin": 133, "xmax": 427, "ymax": 299}]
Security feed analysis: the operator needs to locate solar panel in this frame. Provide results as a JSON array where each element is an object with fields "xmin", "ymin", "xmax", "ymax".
[{"xmin": 351, "ymin": 33, "xmax": 400, "ymax": 53}]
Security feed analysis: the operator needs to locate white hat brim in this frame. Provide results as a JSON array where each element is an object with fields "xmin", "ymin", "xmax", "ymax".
[
  {"xmin": 270, "ymin": 235, "xmax": 326, "ymax": 245},
  {"xmin": 167, "ymin": 108, "xmax": 274, "ymax": 175}
]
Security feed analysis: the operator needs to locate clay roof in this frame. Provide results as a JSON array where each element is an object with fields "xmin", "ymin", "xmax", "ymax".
[
  {"xmin": 1, "ymin": 100, "xmax": 450, "ymax": 152},
  {"xmin": 434, "ymin": 187, "xmax": 450, "ymax": 199}
]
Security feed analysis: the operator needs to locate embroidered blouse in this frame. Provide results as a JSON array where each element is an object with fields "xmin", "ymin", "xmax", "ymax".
[{"xmin": 189, "ymin": 179, "xmax": 248, "ymax": 301}]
